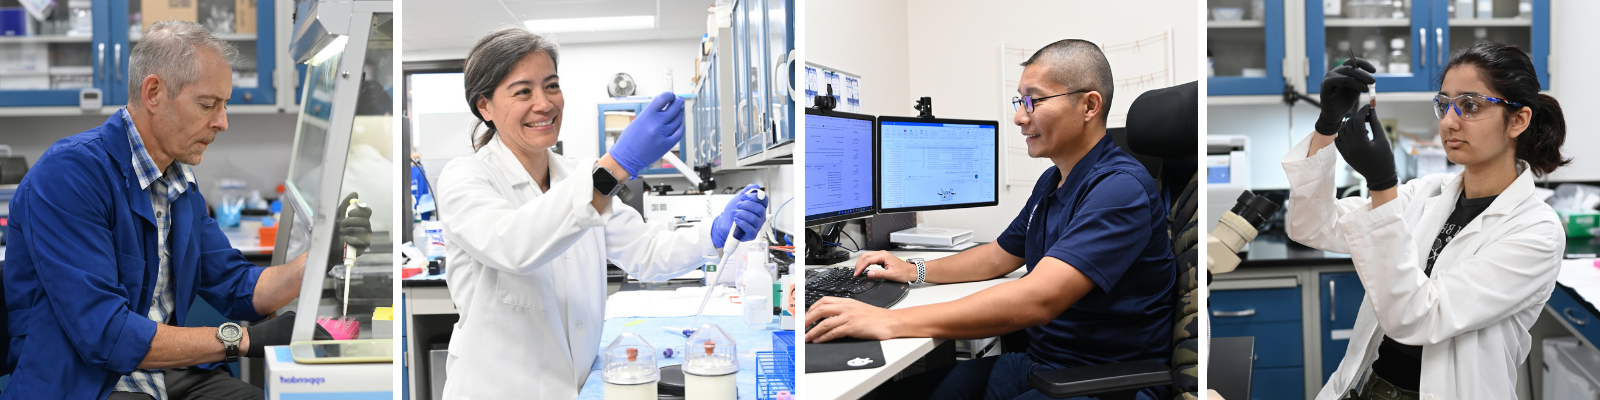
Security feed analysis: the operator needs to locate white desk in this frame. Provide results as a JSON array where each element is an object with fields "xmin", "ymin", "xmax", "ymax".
[{"xmin": 803, "ymin": 250, "xmax": 1025, "ymax": 400}]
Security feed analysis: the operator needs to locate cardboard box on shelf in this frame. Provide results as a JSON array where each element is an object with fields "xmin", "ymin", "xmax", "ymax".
[
  {"xmin": 235, "ymin": 0, "xmax": 256, "ymax": 34},
  {"xmin": 143, "ymin": 0, "xmax": 198, "ymax": 33}
]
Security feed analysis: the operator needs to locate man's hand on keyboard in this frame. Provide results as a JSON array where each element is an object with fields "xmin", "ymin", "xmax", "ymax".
[
  {"xmin": 853, "ymin": 251, "xmax": 915, "ymax": 282},
  {"xmin": 805, "ymin": 296, "xmax": 899, "ymax": 343}
]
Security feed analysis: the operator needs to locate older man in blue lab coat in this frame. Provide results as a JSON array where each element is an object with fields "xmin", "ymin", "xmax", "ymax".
[{"xmin": 1, "ymin": 21, "xmax": 349, "ymax": 400}]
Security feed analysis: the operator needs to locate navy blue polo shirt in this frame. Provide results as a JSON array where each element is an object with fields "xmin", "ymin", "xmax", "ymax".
[{"xmin": 995, "ymin": 133, "xmax": 1175, "ymax": 370}]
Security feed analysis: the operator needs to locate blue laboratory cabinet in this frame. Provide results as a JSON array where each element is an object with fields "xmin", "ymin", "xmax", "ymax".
[
  {"xmin": 1318, "ymin": 272, "xmax": 1366, "ymax": 384},
  {"xmin": 1207, "ymin": 0, "xmax": 1549, "ymax": 96},
  {"xmin": 597, "ymin": 101, "xmax": 689, "ymax": 178},
  {"xmin": 728, "ymin": 0, "xmax": 794, "ymax": 164},
  {"xmin": 1210, "ymin": 284, "xmax": 1305, "ymax": 399},
  {"xmin": 1206, "ymin": 0, "xmax": 1287, "ymax": 95},
  {"xmin": 1305, "ymin": 0, "xmax": 1549, "ymax": 93},
  {"xmin": 0, "ymin": 0, "xmax": 277, "ymax": 108}
]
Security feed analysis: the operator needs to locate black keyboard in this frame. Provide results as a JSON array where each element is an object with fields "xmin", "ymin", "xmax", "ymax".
[{"xmin": 804, "ymin": 267, "xmax": 909, "ymax": 310}]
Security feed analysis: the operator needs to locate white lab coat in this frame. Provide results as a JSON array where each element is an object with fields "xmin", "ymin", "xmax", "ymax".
[
  {"xmin": 436, "ymin": 137, "xmax": 716, "ymax": 399},
  {"xmin": 1282, "ymin": 134, "xmax": 1565, "ymax": 400}
]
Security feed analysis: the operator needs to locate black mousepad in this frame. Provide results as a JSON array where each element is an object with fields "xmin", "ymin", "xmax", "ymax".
[{"xmin": 805, "ymin": 338, "xmax": 887, "ymax": 373}]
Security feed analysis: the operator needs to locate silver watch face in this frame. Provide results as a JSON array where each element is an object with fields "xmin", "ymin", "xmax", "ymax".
[{"xmin": 219, "ymin": 324, "xmax": 242, "ymax": 342}]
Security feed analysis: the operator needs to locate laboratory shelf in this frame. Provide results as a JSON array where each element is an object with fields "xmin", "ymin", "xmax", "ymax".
[
  {"xmin": 1323, "ymin": 18, "xmax": 1410, "ymax": 27},
  {"xmin": 0, "ymin": 0, "xmax": 286, "ymax": 109},
  {"xmin": 1447, "ymin": 18, "xmax": 1534, "ymax": 27},
  {"xmin": 1208, "ymin": 20, "xmax": 1267, "ymax": 29},
  {"xmin": 0, "ymin": 35, "xmax": 94, "ymax": 43}
]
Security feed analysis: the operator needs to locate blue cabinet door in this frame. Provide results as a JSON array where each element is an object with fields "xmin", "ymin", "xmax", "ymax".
[
  {"xmin": 597, "ymin": 102, "xmax": 688, "ymax": 178},
  {"xmin": 1207, "ymin": 0, "xmax": 1286, "ymax": 95},
  {"xmin": 1308, "ymin": 0, "xmax": 1550, "ymax": 93},
  {"xmin": 1319, "ymin": 272, "xmax": 1365, "ymax": 383},
  {"xmin": 1305, "ymin": 0, "xmax": 1434, "ymax": 93},
  {"xmin": 1211, "ymin": 285, "xmax": 1305, "ymax": 398},
  {"xmin": 0, "ymin": 0, "xmax": 277, "ymax": 107},
  {"xmin": 0, "ymin": 0, "xmax": 114, "ymax": 107},
  {"xmin": 229, "ymin": 0, "xmax": 276, "ymax": 105},
  {"xmin": 1437, "ymin": 0, "xmax": 1550, "ymax": 91}
]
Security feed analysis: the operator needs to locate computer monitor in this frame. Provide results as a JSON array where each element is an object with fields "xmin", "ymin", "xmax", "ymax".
[
  {"xmin": 876, "ymin": 116, "xmax": 999, "ymax": 214},
  {"xmin": 804, "ymin": 108, "xmax": 877, "ymax": 226}
]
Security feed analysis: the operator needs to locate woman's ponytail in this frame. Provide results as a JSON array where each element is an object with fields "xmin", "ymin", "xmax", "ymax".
[{"xmin": 1518, "ymin": 93, "xmax": 1570, "ymax": 176}]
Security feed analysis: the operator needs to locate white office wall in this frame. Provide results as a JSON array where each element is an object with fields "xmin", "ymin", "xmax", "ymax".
[
  {"xmin": 1212, "ymin": 0, "xmax": 1600, "ymax": 191},
  {"xmin": 805, "ymin": 0, "xmax": 912, "ymax": 119},
  {"xmin": 1544, "ymin": 0, "xmax": 1600, "ymax": 182},
  {"xmin": 0, "ymin": 113, "xmax": 299, "ymax": 205},
  {"xmin": 902, "ymin": 0, "xmax": 1201, "ymax": 241}
]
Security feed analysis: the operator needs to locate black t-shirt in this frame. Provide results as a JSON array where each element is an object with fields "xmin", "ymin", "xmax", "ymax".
[{"xmin": 1370, "ymin": 192, "xmax": 1496, "ymax": 391}]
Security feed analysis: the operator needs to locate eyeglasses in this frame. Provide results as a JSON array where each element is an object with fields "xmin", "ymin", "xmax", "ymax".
[
  {"xmin": 1432, "ymin": 93, "xmax": 1524, "ymax": 121},
  {"xmin": 1012, "ymin": 90, "xmax": 1090, "ymax": 114}
]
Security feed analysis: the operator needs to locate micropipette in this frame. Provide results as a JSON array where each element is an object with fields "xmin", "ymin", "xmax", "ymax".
[
  {"xmin": 687, "ymin": 186, "xmax": 767, "ymax": 332},
  {"xmin": 341, "ymin": 197, "xmax": 367, "ymax": 318}
]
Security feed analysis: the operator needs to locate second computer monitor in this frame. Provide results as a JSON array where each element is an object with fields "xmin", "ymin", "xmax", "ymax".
[
  {"xmin": 876, "ymin": 116, "xmax": 999, "ymax": 214},
  {"xmin": 804, "ymin": 108, "xmax": 878, "ymax": 226}
]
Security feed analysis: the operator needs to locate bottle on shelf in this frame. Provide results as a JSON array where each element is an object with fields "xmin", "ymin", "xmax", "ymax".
[
  {"xmin": 1364, "ymin": 39, "xmax": 1386, "ymax": 73},
  {"xmin": 1388, "ymin": 38, "xmax": 1410, "ymax": 74}
]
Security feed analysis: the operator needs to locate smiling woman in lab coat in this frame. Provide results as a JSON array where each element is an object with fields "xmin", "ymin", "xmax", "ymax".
[
  {"xmin": 434, "ymin": 27, "xmax": 768, "ymax": 399},
  {"xmin": 1286, "ymin": 42, "xmax": 1570, "ymax": 400}
]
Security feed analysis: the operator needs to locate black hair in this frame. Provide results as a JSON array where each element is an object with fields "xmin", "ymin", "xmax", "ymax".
[
  {"xmin": 463, "ymin": 27, "xmax": 560, "ymax": 151},
  {"xmin": 1021, "ymin": 39, "xmax": 1114, "ymax": 123},
  {"xmin": 1441, "ymin": 42, "xmax": 1568, "ymax": 176}
]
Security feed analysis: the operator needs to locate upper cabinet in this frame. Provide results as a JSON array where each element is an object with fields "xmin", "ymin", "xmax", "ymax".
[
  {"xmin": 1307, "ymin": 0, "xmax": 1548, "ymax": 94},
  {"xmin": 729, "ymin": 0, "xmax": 793, "ymax": 166},
  {"xmin": 1207, "ymin": 0, "xmax": 1288, "ymax": 95},
  {"xmin": 0, "ymin": 0, "xmax": 283, "ymax": 110},
  {"xmin": 1207, "ymin": 0, "xmax": 1548, "ymax": 96}
]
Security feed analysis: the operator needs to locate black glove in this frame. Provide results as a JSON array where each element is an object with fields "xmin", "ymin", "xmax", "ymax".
[
  {"xmin": 1333, "ymin": 104, "xmax": 1398, "ymax": 191},
  {"xmin": 244, "ymin": 311, "xmax": 336, "ymax": 358},
  {"xmin": 335, "ymin": 192, "xmax": 372, "ymax": 256},
  {"xmin": 1317, "ymin": 57, "xmax": 1377, "ymax": 135}
]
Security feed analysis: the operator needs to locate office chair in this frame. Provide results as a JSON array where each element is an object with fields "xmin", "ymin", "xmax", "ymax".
[{"xmin": 1027, "ymin": 81, "xmax": 1202, "ymax": 400}]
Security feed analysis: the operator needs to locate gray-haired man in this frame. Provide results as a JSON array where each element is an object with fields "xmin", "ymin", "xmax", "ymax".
[{"xmin": 4, "ymin": 21, "xmax": 314, "ymax": 400}]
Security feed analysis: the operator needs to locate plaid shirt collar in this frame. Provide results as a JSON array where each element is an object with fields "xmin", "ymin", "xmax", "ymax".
[{"xmin": 122, "ymin": 109, "xmax": 196, "ymax": 195}]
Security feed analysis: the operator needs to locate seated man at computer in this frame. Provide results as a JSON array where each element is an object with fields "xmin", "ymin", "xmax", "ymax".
[{"xmin": 805, "ymin": 39, "xmax": 1175, "ymax": 400}]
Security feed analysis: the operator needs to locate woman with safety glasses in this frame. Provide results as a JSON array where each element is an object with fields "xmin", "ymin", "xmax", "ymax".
[{"xmin": 1283, "ymin": 42, "xmax": 1569, "ymax": 400}]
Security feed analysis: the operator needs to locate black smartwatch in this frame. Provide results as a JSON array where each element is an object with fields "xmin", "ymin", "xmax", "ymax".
[
  {"xmin": 592, "ymin": 165, "xmax": 632, "ymax": 201},
  {"xmin": 216, "ymin": 322, "xmax": 243, "ymax": 363}
]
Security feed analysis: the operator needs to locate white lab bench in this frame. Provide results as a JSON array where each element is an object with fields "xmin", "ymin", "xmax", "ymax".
[
  {"xmin": 803, "ymin": 250, "xmax": 1025, "ymax": 400},
  {"xmin": 400, "ymin": 269, "xmax": 716, "ymax": 399}
]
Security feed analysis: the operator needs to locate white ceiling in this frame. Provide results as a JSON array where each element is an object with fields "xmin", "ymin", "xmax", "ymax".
[{"xmin": 402, "ymin": 0, "xmax": 711, "ymax": 58}]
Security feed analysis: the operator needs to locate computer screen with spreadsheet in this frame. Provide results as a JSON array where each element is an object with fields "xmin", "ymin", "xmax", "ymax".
[
  {"xmin": 804, "ymin": 108, "xmax": 878, "ymax": 226},
  {"xmin": 876, "ymin": 116, "xmax": 999, "ymax": 214}
]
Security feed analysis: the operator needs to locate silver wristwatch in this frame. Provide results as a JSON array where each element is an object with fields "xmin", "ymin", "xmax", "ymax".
[
  {"xmin": 908, "ymin": 258, "xmax": 927, "ymax": 284},
  {"xmin": 216, "ymin": 322, "xmax": 243, "ymax": 363}
]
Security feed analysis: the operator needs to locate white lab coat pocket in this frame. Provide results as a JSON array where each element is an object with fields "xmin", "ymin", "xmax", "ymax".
[{"xmin": 494, "ymin": 272, "xmax": 551, "ymax": 311}]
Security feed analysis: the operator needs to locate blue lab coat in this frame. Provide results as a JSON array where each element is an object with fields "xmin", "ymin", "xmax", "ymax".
[{"xmin": 2, "ymin": 110, "xmax": 267, "ymax": 399}]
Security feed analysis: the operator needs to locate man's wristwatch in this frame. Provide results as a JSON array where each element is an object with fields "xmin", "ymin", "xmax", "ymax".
[
  {"xmin": 592, "ymin": 164, "xmax": 632, "ymax": 201},
  {"xmin": 216, "ymin": 322, "xmax": 243, "ymax": 363},
  {"xmin": 908, "ymin": 258, "xmax": 927, "ymax": 284}
]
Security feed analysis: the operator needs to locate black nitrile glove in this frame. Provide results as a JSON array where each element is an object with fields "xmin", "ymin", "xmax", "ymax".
[
  {"xmin": 334, "ymin": 192, "xmax": 372, "ymax": 256},
  {"xmin": 1333, "ymin": 104, "xmax": 1398, "ymax": 191},
  {"xmin": 1317, "ymin": 57, "xmax": 1377, "ymax": 135},
  {"xmin": 244, "ymin": 311, "xmax": 335, "ymax": 357}
]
